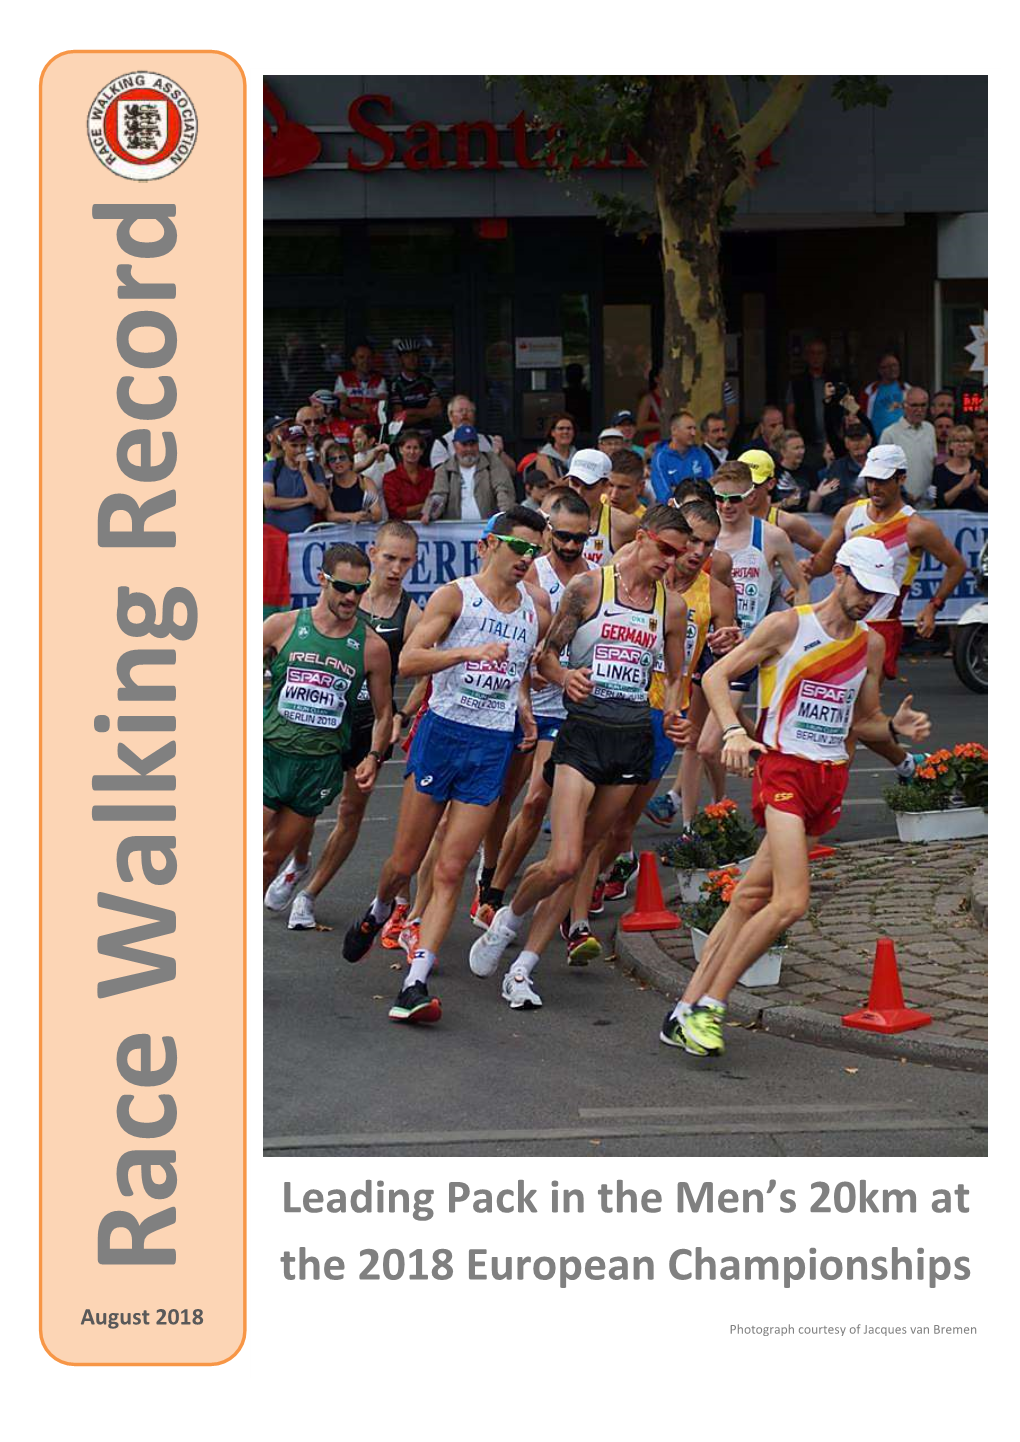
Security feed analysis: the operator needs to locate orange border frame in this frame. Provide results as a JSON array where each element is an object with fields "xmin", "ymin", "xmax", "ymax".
[{"xmin": 38, "ymin": 49, "xmax": 247, "ymax": 1366}]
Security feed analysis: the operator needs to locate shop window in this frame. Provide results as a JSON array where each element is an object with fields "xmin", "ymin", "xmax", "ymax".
[
  {"xmin": 264, "ymin": 308, "xmax": 345, "ymax": 420},
  {"xmin": 561, "ymin": 293, "xmax": 592, "ymax": 434},
  {"xmin": 263, "ymin": 223, "xmax": 343, "ymax": 277},
  {"xmin": 603, "ymin": 304, "xmax": 652, "ymax": 422},
  {"xmin": 480, "ymin": 295, "xmax": 514, "ymax": 440},
  {"xmin": 367, "ymin": 224, "xmax": 456, "ymax": 277},
  {"xmin": 942, "ymin": 301, "xmax": 987, "ymax": 407}
]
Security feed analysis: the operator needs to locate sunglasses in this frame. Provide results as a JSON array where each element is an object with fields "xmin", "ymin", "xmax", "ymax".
[
  {"xmin": 714, "ymin": 489, "xmax": 753, "ymax": 503},
  {"xmin": 323, "ymin": 576, "xmax": 370, "ymax": 595},
  {"xmin": 645, "ymin": 531, "xmax": 685, "ymax": 560},
  {"xmin": 550, "ymin": 528, "xmax": 585, "ymax": 545},
  {"xmin": 327, "ymin": 453, "xmax": 350, "ymax": 462},
  {"xmin": 493, "ymin": 534, "xmax": 542, "ymax": 560}
]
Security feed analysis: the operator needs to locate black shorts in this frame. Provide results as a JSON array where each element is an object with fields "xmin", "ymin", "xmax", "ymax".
[
  {"xmin": 343, "ymin": 718, "xmax": 394, "ymax": 772},
  {"xmin": 543, "ymin": 713, "xmax": 654, "ymax": 789}
]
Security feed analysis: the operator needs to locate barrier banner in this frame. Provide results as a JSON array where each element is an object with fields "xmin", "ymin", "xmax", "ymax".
[
  {"xmin": 40, "ymin": 52, "xmax": 245, "ymax": 1364},
  {"xmin": 283, "ymin": 512, "xmax": 988, "ymax": 621}
]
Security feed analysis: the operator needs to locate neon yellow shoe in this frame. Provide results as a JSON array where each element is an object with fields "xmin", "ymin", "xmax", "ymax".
[{"xmin": 680, "ymin": 1002, "xmax": 725, "ymax": 1057}]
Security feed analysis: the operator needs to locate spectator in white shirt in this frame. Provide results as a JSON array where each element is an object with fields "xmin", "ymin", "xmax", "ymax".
[
  {"xmin": 879, "ymin": 387, "xmax": 938, "ymax": 507},
  {"xmin": 700, "ymin": 411, "xmax": 729, "ymax": 471},
  {"xmin": 430, "ymin": 393, "xmax": 510, "ymax": 472}
]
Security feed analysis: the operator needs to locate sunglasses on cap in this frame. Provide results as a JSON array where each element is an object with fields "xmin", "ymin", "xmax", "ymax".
[
  {"xmin": 714, "ymin": 487, "xmax": 753, "ymax": 503},
  {"xmin": 550, "ymin": 528, "xmax": 586, "ymax": 546},
  {"xmin": 323, "ymin": 575, "xmax": 370, "ymax": 595},
  {"xmin": 492, "ymin": 533, "xmax": 542, "ymax": 560}
]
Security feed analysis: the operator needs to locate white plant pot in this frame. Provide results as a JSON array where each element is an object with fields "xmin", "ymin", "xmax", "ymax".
[
  {"xmin": 675, "ymin": 856, "xmax": 755, "ymax": 903},
  {"xmin": 689, "ymin": 926, "xmax": 784, "ymax": 988},
  {"xmin": 893, "ymin": 807, "xmax": 987, "ymax": 843}
]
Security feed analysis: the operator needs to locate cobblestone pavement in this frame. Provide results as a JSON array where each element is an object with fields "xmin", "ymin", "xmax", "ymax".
[{"xmin": 653, "ymin": 839, "xmax": 989, "ymax": 1045}]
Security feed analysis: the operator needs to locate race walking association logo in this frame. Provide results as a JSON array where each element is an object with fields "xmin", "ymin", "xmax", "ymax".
[{"xmin": 87, "ymin": 72, "xmax": 198, "ymax": 180}]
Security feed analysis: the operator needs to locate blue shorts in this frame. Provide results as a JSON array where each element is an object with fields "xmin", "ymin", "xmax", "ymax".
[
  {"xmin": 406, "ymin": 710, "xmax": 515, "ymax": 807},
  {"xmin": 650, "ymin": 709, "xmax": 677, "ymax": 782},
  {"xmin": 731, "ymin": 665, "xmax": 759, "ymax": 695}
]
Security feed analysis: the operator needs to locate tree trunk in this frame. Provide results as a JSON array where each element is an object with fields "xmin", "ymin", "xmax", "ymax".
[
  {"xmin": 657, "ymin": 175, "xmax": 727, "ymax": 426},
  {"xmin": 646, "ymin": 79, "xmax": 734, "ymax": 427}
]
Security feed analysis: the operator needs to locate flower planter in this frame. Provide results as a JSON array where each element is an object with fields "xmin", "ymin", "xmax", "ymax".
[
  {"xmin": 689, "ymin": 926, "xmax": 785, "ymax": 988},
  {"xmin": 892, "ymin": 807, "xmax": 987, "ymax": 843},
  {"xmin": 675, "ymin": 856, "xmax": 755, "ymax": 903}
]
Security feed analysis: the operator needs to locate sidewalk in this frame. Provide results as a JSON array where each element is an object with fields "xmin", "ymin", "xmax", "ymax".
[{"xmin": 613, "ymin": 839, "xmax": 988, "ymax": 1070}]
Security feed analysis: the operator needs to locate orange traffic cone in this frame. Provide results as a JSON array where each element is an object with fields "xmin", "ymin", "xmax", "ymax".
[
  {"xmin": 842, "ymin": 937, "xmax": 932, "ymax": 1033},
  {"xmin": 809, "ymin": 844, "xmax": 836, "ymax": 860},
  {"xmin": 620, "ymin": 851, "xmax": 680, "ymax": 932}
]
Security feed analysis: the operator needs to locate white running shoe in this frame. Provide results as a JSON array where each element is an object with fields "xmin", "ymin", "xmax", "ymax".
[
  {"xmin": 288, "ymin": 890, "xmax": 316, "ymax": 930},
  {"xmin": 469, "ymin": 906, "xmax": 520, "ymax": 977},
  {"xmin": 264, "ymin": 855, "xmax": 311, "ymax": 911},
  {"xmin": 501, "ymin": 965, "xmax": 542, "ymax": 1010}
]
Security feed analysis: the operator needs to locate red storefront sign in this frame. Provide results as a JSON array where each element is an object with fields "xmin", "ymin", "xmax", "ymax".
[{"xmin": 263, "ymin": 84, "xmax": 645, "ymax": 179}]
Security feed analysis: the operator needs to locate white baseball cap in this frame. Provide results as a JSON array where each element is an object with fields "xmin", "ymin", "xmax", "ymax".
[
  {"xmin": 859, "ymin": 443, "xmax": 908, "ymax": 481},
  {"xmin": 598, "ymin": 427, "xmax": 625, "ymax": 442},
  {"xmin": 566, "ymin": 448, "xmax": 613, "ymax": 486},
  {"xmin": 835, "ymin": 536, "xmax": 900, "ymax": 596}
]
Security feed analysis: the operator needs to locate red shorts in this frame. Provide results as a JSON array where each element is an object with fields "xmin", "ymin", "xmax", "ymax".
[
  {"xmin": 752, "ymin": 750, "xmax": 849, "ymax": 838},
  {"xmin": 868, "ymin": 618, "xmax": 904, "ymax": 681}
]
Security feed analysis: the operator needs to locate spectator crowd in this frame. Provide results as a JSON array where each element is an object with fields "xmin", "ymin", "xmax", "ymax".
[{"xmin": 264, "ymin": 335, "xmax": 989, "ymax": 535}]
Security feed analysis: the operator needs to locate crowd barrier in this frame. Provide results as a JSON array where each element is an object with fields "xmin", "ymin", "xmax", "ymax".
[{"xmin": 280, "ymin": 512, "xmax": 989, "ymax": 622}]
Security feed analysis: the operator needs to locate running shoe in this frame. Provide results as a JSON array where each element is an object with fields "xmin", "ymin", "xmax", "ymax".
[
  {"xmin": 659, "ymin": 1008, "xmax": 707, "ymax": 1055},
  {"xmin": 566, "ymin": 925, "xmax": 602, "ymax": 966},
  {"xmin": 603, "ymin": 853, "xmax": 639, "ymax": 903},
  {"xmin": 559, "ymin": 913, "xmax": 572, "ymax": 942},
  {"xmin": 501, "ymin": 965, "xmax": 542, "ymax": 1010},
  {"xmin": 380, "ymin": 903, "xmax": 409, "ymax": 950},
  {"xmin": 680, "ymin": 1002, "xmax": 725, "ymax": 1057},
  {"xmin": 398, "ymin": 918, "xmax": 421, "ymax": 956},
  {"xmin": 589, "ymin": 879, "xmax": 607, "ymax": 916},
  {"xmin": 469, "ymin": 887, "xmax": 481, "ymax": 923},
  {"xmin": 287, "ymin": 890, "xmax": 317, "ymax": 931},
  {"xmin": 264, "ymin": 855, "xmax": 311, "ymax": 911},
  {"xmin": 644, "ymin": 793, "xmax": 679, "ymax": 828},
  {"xmin": 388, "ymin": 980, "xmax": 442, "ymax": 1024},
  {"xmin": 342, "ymin": 904, "xmax": 391, "ymax": 964},
  {"xmin": 474, "ymin": 900, "xmax": 497, "ymax": 931},
  {"xmin": 469, "ymin": 906, "xmax": 519, "ymax": 977}
]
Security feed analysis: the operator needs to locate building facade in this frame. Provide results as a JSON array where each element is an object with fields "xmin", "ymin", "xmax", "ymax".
[{"xmin": 264, "ymin": 75, "xmax": 988, "ymax": 445}]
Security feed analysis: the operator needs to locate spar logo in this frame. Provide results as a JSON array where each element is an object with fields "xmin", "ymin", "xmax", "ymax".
[{"xmin": 87, "ymin": 72, "xmax": 198, "ymax": 181}]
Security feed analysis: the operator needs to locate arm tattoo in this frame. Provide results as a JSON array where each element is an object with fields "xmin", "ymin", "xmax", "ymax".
[{"xmin": 543, "ymin": 576, "xmax": 593, "ymax": 655}]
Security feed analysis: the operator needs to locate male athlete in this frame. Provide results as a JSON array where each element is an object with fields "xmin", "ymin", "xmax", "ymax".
[
  {"xmin": 474, "ymin": 489, "xmax": 593, "ymax": 932},
  {"xmin": 604, "ymin": 447, "xmax": 648, "ymax": 518},
  {"xmin": 601, "ymin": 498, "xmax": 739, "ymax": 894},
  {"xmin": 263, "ymin": 544, "xmax": 393, "ymax": 901},
  {"xmin": 740, "ymin": 448, "xmax": 824, "ymax": 561},
  {"xmin": 659, "ymin": 535, "xmax": 931, "ymax": 1058},
  {"xmin": 469, "ymin": 505, "xmax": 690, "ymax": 1009},
  {"xmin": 342, "ymin": 506, "xmax": 550, "ymax": 1024},
  {"xmin": 803, "ymin": 443, "xmax": 966, "ymax": 682},
  {"xmin": 282, "ymin": 521, "xmax": 426, "ymax": 930},
  {"xmin": 564, "ymin": 448, "xmax": 640, "ymax": 565}
]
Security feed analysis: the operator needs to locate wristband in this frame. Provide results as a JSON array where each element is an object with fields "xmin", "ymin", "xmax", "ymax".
[
  {"xmin": 395, "ymin": 709, "xmax": 409, "ymax": 725},
  {"xmin": 722, "ymin": 724, "xmax": 745, "ymax": 739},
  {"xmin": 368, "ymin": 749, "xmax": 385, "ymax": 764},
  {"xmin": 888, "ymin": 719, "xmax": 900, "ymax": 743},
  {"xmin": 931, "ymin": 597, "xmax": 946, "ymax": 613}
]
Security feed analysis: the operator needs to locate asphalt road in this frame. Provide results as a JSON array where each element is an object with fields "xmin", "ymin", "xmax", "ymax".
[{"xmin": 263, "ymin": 652, "xmax": 988, "ymax": 1159}]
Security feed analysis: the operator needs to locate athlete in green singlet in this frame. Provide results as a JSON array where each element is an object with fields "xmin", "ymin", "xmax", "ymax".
[{"xmin": 263, "ymin": 542, "xmax": 393, "ymax": 900}]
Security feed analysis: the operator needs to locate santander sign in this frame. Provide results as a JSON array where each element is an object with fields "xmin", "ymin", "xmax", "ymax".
[{"xmin": 263, "ymin": 85, "xmax": 645, "ymax": 179}]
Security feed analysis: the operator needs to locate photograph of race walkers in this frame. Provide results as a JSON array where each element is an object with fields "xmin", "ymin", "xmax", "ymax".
[{"xmin": 263, "ymin": 73, "xmax": 987, "ymax": 1159}]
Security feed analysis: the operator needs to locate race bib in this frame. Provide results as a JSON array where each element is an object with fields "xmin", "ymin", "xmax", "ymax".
[
  {"xmin": 455, "ymin": 657, "xmax": 520, "ymax": 714},
  {"xmin": 277, "ymin": 666, "xmax": 349, "ymax": 729},
  {"xmin": 591, "ymin": 641, "xmax": 649, "ymax": 700},
  {"xmin": 791, "ymin": 679, "xmax": 852, "ymax": 750}
]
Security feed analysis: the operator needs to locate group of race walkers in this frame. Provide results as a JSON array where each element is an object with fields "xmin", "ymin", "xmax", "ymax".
[{"xmin": 264, "ymin": 437, "xmax": 966, "ymax": 1057}]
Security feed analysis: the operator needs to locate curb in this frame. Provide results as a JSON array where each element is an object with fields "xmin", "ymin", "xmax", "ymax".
[
  {"xmin": 970, "ymin": 863, "xmax": 988, "ymax": 929},
  {"xmin": 613, "ymin": 925, "xmax": 987, "ymax": 1073}
]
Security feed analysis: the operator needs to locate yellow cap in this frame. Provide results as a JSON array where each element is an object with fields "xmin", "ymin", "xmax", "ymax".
[{"xmin": 738, "ymin": 449, "xmax": 775, "ymax": 485}]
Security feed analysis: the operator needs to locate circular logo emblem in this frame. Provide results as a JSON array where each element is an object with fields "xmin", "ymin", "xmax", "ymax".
[{"xmin": 87, "ymin": 72, "xmax": 197, "ymax": 181}]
